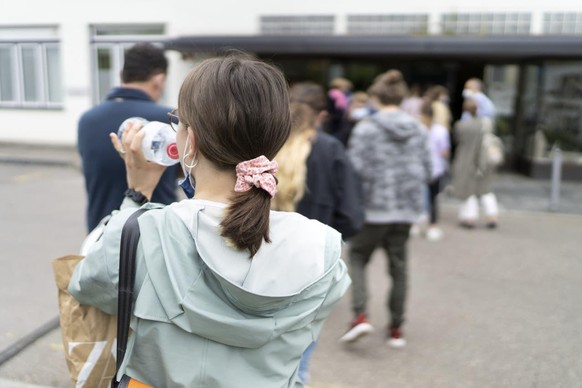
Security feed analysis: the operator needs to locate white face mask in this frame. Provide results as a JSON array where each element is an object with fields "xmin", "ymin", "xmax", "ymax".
[
  {"xmin": 350, "ymin": 107, "xmax": 369, "ymax": 121},
  {"xmin": 462, "ymin": 89, "xmax": 474, "ymax": 99}
]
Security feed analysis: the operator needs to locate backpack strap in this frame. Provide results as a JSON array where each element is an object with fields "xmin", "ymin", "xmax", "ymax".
[{"xmin": 112, "ymin": 208, "xmax": 150, "ymax": 388}]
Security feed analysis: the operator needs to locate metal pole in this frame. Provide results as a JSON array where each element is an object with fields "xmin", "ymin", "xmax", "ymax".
[{"xmin": 549, "ymin": 146, "xmax": 562, "ymax": 211}]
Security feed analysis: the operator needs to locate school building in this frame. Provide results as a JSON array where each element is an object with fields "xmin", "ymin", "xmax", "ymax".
[{"xmin": 2, "ymin": 1, "xmax": 582, "ymax": 179}]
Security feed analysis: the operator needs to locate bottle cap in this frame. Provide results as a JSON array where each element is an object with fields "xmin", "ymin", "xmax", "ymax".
[{"xmin": 167, "ymin": 143, "xmax": 179, "ymax": 160}]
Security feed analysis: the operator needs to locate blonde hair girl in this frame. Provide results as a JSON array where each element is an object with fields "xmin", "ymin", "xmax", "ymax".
[
  {"xmin": 272, "ymin": 101, "xmax": 317, "ymax": 211},
  {"xmin": 271, "ymin": 81, "xmax": 364, "ymax": 384}
]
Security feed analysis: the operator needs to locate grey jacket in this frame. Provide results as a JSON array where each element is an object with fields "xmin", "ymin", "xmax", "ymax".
[
  {"xmin": 347, "ymin": 110, "xmax": 432, "ymax": 224},
  {"xmin": 69, "ymin": 198, "xmax": 351, "ymax": 387}
]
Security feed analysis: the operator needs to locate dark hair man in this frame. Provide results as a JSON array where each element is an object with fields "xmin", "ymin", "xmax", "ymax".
[{"xmin": 77, "ymin": 42, "xmax": 178, "ymax": 231}]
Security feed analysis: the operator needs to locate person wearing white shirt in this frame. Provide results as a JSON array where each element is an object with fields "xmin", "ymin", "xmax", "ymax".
[{"xmin": 461, "ymin": 78, "xmax": 496, "ymax": 120}]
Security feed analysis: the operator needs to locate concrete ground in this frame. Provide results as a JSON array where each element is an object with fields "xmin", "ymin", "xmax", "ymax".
[
  {"xmin": 0, "ymin": 144, "xmax": 581, "ymax": 387},
  {"xmin": 310, "ymin": 208, "xmax": 582, "ymax": 387}
]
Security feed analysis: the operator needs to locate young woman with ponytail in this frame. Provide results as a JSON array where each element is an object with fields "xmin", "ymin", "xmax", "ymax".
[{"xmin": 68, "ymin": 55, "xmax": 351, "ymax": 387}]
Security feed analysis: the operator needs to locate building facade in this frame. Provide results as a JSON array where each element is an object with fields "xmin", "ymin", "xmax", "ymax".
[{"xmin": 2, "ymin": 1, "xmax": 582, "ymax": 178}]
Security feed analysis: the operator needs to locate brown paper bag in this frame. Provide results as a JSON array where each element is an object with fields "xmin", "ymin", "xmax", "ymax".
[{"xmin": 52, "ymin": 255, "xmax": 117, "ymax": 388}]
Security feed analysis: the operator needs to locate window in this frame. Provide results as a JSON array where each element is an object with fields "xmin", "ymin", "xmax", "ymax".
[
  {"xmin": 544, "ymin": 13, "xmax": 582, "ymax": 34},
  {"xmin": 0, "ymin": 27, "xmax": 62, "ymax": 108},
  {"xmin": 93, "ymin": 44, "xmax": 125, "ymax": 104},
  {"xmin": 0, "ymin": 46, "xmax": 15, "ymax": 102},
  {"xmin": 347, "ymin": 14, "xmax": 429, "ymax": 35},
  {"xmin": 260, "ymin": 15, "xmax": 335, "ymax": 35},
  {"xmin": 484, "ymin": 65, "xmax": 519, "ymax": 117},
  {"xmin": 45, "ymin": 45, "xmax": 62, "ymax": 103},
  {"xmin": 90, "ymin": 25, "xmax": 165, "ymax": 103},
  {"xmin": 538, "ymin": 62, "xmax": 582, "ymax": 154},
  {"xmin": 442, "ymin": 13, "xmax": 531, "ymax": 35}
]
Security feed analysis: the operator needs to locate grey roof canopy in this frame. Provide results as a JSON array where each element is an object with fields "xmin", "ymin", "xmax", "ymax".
[{"xmin": 163, "ymin": 35, "xmax": 582, "ymax": 60}]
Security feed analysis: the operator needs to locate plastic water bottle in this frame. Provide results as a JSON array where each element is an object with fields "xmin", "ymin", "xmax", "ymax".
[
  {"xmin": 117, "ymin": 117, "xmax": 148, "ymax": 139},
  {"xmin": 141, "ymin": 121, "xmax": 180, "ymax": 166},
  {"xmin": 117, "ymin": 118, "xmax": 180, "ymax": 166}
]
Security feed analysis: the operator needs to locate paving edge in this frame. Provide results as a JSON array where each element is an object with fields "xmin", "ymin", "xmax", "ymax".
[
  {"xmin": 0, "ymin": 378, "xmax": 56, "ymax": 388},
  {"xmin": 0, "ymin": 157, "xmax": 75, "ymax": 168},
  {"xmin": 0, "ymin": 317, "xmax": 60, "ymax": 367}
]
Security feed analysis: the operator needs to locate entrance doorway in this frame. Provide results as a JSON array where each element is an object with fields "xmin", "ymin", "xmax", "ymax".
[{"xmin": 270, "ymin": 56, "xmax": 487, "ymax": 121}]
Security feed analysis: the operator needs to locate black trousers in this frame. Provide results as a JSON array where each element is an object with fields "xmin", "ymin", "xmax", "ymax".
[
  {"xmin": 348, "ymin": 223, "xmax": 411, "ymax": 328},
  {"xmin": 428, "ymin": 176, "xmax": 443, "ymax": 225}
]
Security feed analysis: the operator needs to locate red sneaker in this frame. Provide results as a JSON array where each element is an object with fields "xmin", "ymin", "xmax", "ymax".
[{"xmin": 339, "ymin": 313, "xmax": 374, "ymax": 343}]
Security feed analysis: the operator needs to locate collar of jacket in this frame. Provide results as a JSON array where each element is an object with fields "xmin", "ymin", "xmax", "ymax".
[{"xmin": 106, "ymin": 87, "xmax": 152, "ymax": 102}]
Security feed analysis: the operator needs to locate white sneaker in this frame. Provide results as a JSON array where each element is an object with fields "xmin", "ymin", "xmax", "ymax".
[
  {"xmin": 339, "ymin": 313, "xmax": 374, "ymax": 343},
  {"xmin": 387, "ymin": 337, "xmax": 407, "ymax": 348},
  {"xmin": 387, "ymin": 327, "xmax": 407, "ymax": 348},
  {"xmin": 409, "ymin": 224, "xmax": 421, "ymax": 237},
  {"xmin": 426, "ymin": 227, "xmax": 444, "ymax": 241}
]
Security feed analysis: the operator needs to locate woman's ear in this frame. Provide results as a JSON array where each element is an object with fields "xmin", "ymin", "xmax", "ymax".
[{"xmin": 187, "ymin": 127, "xmax": 197, "ymax": 153}]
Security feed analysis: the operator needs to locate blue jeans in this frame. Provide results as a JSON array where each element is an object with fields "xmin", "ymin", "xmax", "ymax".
[{"xmin": 298, "ymin": 341, "xmax": 316, "ymax": 384}]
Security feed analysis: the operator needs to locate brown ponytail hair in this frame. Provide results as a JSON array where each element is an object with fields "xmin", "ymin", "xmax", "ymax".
[{"xmin": 177, "ymin": 55, "xmax": 291, "ymax": 257}]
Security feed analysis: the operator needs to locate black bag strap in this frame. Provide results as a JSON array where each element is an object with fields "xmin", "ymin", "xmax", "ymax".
[{"xmin": 112, "ymin": 208, "xmax": 150, "ymax": 388}]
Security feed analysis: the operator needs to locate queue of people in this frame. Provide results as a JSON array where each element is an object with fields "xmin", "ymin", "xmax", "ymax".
[{"xmin": 72, "ymin": 42, "xmax": 502, "ymax": 386}]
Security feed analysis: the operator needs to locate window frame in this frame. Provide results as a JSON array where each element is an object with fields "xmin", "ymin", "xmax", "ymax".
[
  {"xmin": 89, "ymin": 24, "xmax": 166, "ymax": 104},
  {"xmin": 0, "ymin": 40, "xmax": 62, "ymax": 109}
]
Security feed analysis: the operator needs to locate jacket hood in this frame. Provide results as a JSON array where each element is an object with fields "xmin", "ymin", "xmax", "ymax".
[
  {"xmin": 134, "ymin": 199, "xmax": 346, "ymax": 349},
  {"xmin": 370, "ymin": 110, "xmax": 423, "ymax": 142}
]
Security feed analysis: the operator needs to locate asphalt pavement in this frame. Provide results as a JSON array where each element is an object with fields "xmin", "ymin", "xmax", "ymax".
[{"xmin": 0, "ymin": 143, "xmax": 581, "ymax": 387}]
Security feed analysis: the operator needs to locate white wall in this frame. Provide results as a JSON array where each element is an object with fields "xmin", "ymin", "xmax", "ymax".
[{"xmin": 3, "ymin": 0, "xmax": 582, "ymax": 145}]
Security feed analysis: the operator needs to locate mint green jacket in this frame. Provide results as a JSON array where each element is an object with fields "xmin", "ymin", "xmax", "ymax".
[{"xmin": 68, "ymin": 198, "xmax": 351, "ymax": 388}]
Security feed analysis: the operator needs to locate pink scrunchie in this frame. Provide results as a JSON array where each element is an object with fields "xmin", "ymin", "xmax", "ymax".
[{"xmin": 234, "ymin": 155, "xmax": 279, "ymax": 197}]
